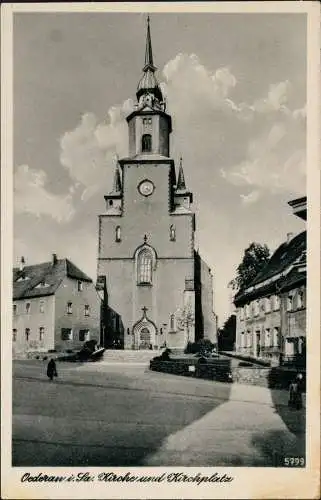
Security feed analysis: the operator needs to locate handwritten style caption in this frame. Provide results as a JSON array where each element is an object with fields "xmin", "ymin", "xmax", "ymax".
[{"xmin": 21, "ymin": 471, "xmax": 234, "ymax": 486}]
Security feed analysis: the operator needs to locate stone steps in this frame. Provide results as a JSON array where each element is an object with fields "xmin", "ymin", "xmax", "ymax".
[{"xmin": 102, "ymin": 349, "xmax": 158, "ymax": 363}]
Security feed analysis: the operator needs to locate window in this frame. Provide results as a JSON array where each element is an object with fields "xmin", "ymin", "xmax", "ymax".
[
  {"xmin": 245, "ymin": 304, "xmax": 251, "ymax": 319},
  {"xmin": 273, "ymin": 295, "xmax": 280, "ymax": 311},
  {"xmin": 39, "ymin": 327, "xmax": 45, "ymax": 341},
  {"xmin": 247, "ymin": 330, "xmax": 252, "ymax": 347},
  {"xmin": 13, "ymin": 304, "xmax": 17, "ymax": 315},
  {"xmin": 109, "ymin": 200, "xmax": 113, "ymax": 207},
  {"xmin": 254, "ymin": 300, "xmax": 260, "ymax": 316},
  {"xmin": 115, "ymin": 226, "xmax": 121, "ymax": 242},
  {"xmin": 25, "ymin": 328, "xmax": 30, "ymax": 341},
  {"xmin": 78, "ymin": 281, "xmax": 83, "ymax": 292},
  {"xmin": 265, "ymin": 297, "xmax": 271, "ymax": 313},
  {"xmin": 170, "ymin": 314, "xmax": 175, "ymax": 332},
  {"xmin": 26, "ymin": 302, "xmax": 31, "ymax": 314},
  {"xmin": 13, "ymin": 329, "xmax": 17, "ymax": 342},
  {"xmin": 79, "ymin": 329, "xmax": 90, "ymax": 342},
  {"xmin": 142, "ymin": 134, "xmax": 152, "ymax": 152},
  {"xmin": 143, "ymin": 117, "xmax": 152, "ymax": 125},
  {"xmin": 39, "ymin": 301, "xmax": 44, "ymax": 313},
  {"xmin": 61, "ymin": 328, "xmax": 72, "ymax": 341},
  {"xmin": 273, "ymin": 327, "xmax": 279, "ymax": 347},
  {"xmin": 169, "ymin": 225, "xmax": 176, "ymax": 242},
  {"xmin": 138, "ymin": 249, "xmax": 153, "ymax": 284},
  {"xmin": 240, "ymin": 307, "xmax": 245, "ymax": 321},
  {"xmin": 84, "ymin": 305, "xmax": 90, "ymax": 317},
  {"xmin": 287, "ymin": 295, "xmax": 293, "ymax": 312},
  {"xmin": 297, "ymin": 290, "xmax": 304, "ymax": 309},
  {"xmin": 67, "ymin": 302, "xmax": 72, "ymax": 314},
  {"xmin": 240, "ymin": 332, "xmax": 245, "ymax": 348},
  {"xmin": 264, "ymin": 328, "xmax": 271, "ymax": 347}
]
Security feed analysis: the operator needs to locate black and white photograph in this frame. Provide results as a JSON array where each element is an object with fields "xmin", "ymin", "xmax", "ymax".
[{"xmin": 1, "ymin": 2, "xmax": 320, "ymax": 499}]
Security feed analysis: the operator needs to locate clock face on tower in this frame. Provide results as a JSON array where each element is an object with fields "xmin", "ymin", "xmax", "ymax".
[{"xmin": 138, "ymin": 180, "xmax": 155, "ymax": 197}]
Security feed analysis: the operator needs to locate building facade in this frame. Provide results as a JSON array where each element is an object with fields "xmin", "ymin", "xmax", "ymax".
[
  {"xmin": 13, "ymin": 255, "xmax": 100, "ymax": 357},
  {"xmin": 234, "ymin": 197, "xmax": 307, "ymax": 366},
  {"xmin": 97, "ymin": 19, "xmax": 217, "ymax": 350}
]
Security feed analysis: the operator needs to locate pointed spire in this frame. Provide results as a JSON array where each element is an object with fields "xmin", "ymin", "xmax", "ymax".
[
  {"xmin": 177, "ymin": 157, "xmax": 187, "ymax": 191},
  {"xmin": 112, "ymin": 164, "xmax": 121, "ymax": 193},
  {"xmin": 144, "ymin": 15, "xmax": 155, "ymax": 70},
  {"xmin": 136, "ymin": 16, "xmax": 163, "ymax": 103}
]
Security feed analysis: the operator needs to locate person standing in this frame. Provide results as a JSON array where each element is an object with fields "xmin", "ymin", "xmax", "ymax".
[
  {"xmin": 47, "ymin": 358, "xmax": 58, "ymax": 381},
  {"xmin": 288, "ymin": 373, "xmax": 304, "ymax": 409}
]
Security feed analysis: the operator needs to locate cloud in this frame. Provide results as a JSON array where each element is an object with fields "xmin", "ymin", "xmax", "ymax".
[
  {"xmin": 160, "ymin": 53, "xmax": 306, "ymax": 199},
  {"xmin": 220, "ymin": 120, "xmax": 306, "ymax": 196},
  {"xmin": 253, "ymin": 80, "xmax": 291, "ymax": 113},
  {"xmin": 162, "ymin": 54, "xmax": 237, "ymax": 117},
  {"xmin": 59, "ymin": 99, "xmax": 134, "ymax": 200},
  {"xmin": 14, "ymin": 164, "xmax": 75, "ymax": 222},
  {"xmin": 240, "ymin": 190, "xmax": 260, "ymax": 205}
]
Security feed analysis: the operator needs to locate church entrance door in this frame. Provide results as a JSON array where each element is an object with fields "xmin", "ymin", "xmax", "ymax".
[
  {"xmin": 132, "ymin": 307, "xmax": 157, "ymax": 350},
  {"xmin": 139, "ymin": 327, "xmax": 151, "ymax": 349}
]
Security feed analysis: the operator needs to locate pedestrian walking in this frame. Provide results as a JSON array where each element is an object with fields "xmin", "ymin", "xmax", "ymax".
[
  {"xmin": 47, "ymin": 358, "xmax": 58, "ymax": 381},
  {"xmin": 288, "ymin": 373, "xmax": 304, "ymax": 409}
]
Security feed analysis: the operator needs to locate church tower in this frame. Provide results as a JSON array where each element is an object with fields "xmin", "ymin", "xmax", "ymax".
[{"xmin": 98, "ymin": 18, "xmax": 215, "ymax": 350}]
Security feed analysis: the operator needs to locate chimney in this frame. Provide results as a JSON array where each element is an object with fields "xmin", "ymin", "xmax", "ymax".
[
  {"xmin": 19, "ymin": 256, "xmax": 25, "ymax": 271},
  {"xmin": 52, "ymin": 253, "xmax": 58, "ymax": 266},
  {"xmin": 287, "ymin": 232, "xmax": 294, "ymax": 243}
]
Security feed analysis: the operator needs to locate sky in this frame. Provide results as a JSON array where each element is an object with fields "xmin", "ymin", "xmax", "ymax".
[{"xmin": 13, "ymin": 11, "xmax": 307, "ymax": 325}]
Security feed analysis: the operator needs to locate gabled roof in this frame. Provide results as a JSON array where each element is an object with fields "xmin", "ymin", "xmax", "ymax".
[
  {"xmin": 13, "ymin": 259, "xmax": 92, "ymax": 300},
  {"xmin": 234, "ymin": 231, "xmax": 306, "ymax": 305}
]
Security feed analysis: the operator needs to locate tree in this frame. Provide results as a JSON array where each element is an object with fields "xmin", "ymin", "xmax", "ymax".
[
  {"xmin": 229, "ymin": 242, "xmax": 270, "ymax": 292},
  {"xmin": 217, "ymin": 315, "xmax": 236, "ymax": 351}
]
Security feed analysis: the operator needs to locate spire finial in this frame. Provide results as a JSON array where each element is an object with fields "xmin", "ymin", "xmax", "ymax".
[
  {"xmin": 177, "ymin": 156, "xmax": 186, "ymax": 191},
  {"xmin": 144, "ymin": 14, "xmax": 154, "ymax": 70}
]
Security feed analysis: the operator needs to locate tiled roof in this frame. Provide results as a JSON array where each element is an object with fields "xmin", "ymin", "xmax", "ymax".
[
  {"xmin": 235, "ymin": 231, "xmax": 306, "ymax": 305},
  {"xmin": 13, "ymin": 259, "xmax": 92, "ymax": 300}
]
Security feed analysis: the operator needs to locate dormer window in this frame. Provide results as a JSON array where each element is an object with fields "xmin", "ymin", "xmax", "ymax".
[
  {"xmin": 36, "ymin": 280, "xmax": 49, "ymax": 288},
  {"xmin": 142, "ymin": 134, "xmax": 152, "ymax": 152},
  {"xmin": 17, "ymin": 275, "xmax": 30, "ymax": 282}
]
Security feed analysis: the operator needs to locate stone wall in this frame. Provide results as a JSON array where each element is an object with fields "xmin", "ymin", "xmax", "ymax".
[{"xmin": 149, "ymin": 357, "xmax": 306, "ymax": 391}]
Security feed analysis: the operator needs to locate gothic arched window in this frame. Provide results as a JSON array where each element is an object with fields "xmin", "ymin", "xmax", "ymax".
[
  {"xmin": 115, "ymin": 225, "xmax": 121, "ymax": 242},
  {"xmin": 170, "ymin": 224, "xmax": 176, "ymax": 241},
  {"xmin": 138, "ymin": 248, "xmax": 153, "ymax": 284},
  {"xmin": 142, "ymin": 134, "xmax": 152, "ymax": 153}
]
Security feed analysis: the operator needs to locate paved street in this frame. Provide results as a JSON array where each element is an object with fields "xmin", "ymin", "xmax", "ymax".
[{"xmin": 12, "ymin": 360, "xmax": 305, "ymax": 467}]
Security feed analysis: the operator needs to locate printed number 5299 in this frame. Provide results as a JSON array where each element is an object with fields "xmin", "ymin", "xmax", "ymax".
[{"xmin": 284, "ymin": 457, "xmax": 305, "ymax": 466}]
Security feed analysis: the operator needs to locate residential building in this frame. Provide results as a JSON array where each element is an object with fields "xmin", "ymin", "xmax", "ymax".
[
  {"xmin": 97, "ymin": 18, "xmax": 217, "ymax": 350},
  {"xmin": 234, "ymin": 197, "xmax": 306, "ymax": 366},
  {"xmin": 13, "ymin": 254, "xmax": 100, "ymax": 357}
]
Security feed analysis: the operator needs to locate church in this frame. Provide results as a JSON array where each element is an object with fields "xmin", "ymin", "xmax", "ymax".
[{"xmin": 97, "ymin": 18, "xmax": 217, "ymax": 351}]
